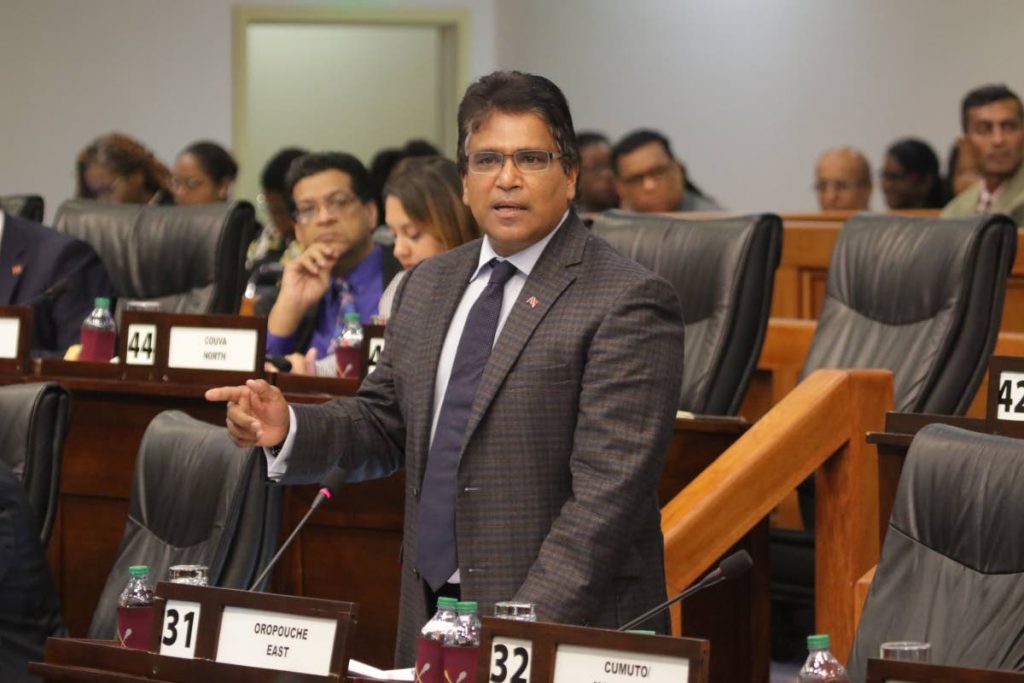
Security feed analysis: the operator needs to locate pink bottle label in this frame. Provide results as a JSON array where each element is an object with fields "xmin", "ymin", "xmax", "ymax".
[
  {"xmin": 117, "ymin": 605, "xmax": 155, "ymax": 650},
  {"xmin": 415, "ymin": 636, "xmax": 444, "ymax": 683},
  {"xmin": 335, "ymin": 346, "xmax": 362, "ymax": 378},
  {"xmin": 80, "ymin": 327, "xmax": 116, "ymax": 362},
  {"xmin": 442, "ymin": 645, "xmax": 479, "ymax": 683}
]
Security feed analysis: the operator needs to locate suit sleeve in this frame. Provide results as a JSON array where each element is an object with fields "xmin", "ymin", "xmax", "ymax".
[
  {"xmin": 38, "ymin": 239, "xmax": 117, "ymax": 355},
  {"xmin": 514, "ymin": 274, "xmax": 684, "ymax": 624},
  {"xmin": 276, "ymin": 273, "xmax": 412, "ymax": 485}
]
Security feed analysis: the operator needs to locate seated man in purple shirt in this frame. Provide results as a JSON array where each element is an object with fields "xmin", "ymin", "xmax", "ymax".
[{"xmin": 265, "ymin": 152, "xmax": 401, "ymax": 368}]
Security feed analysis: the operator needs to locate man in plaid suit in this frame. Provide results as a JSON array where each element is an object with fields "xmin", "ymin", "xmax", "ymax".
[{"xmin": 209, "ymin": 70, "xmax": 684, "ymax": 666}]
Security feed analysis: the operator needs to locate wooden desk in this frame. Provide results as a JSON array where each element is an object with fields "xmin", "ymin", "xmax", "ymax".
[{"xmin": 7, "ymin": 363, "xmax": 751, "ymax": 673}]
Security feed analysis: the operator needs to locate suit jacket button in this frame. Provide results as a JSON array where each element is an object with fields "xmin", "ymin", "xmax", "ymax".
[
  {"xmin": 412, "ymin": 567, "xmax": 420, "ymax": 577},
  {"xmin": 413, "ymin": 486, "xmax": 420, "ymax": 498}
]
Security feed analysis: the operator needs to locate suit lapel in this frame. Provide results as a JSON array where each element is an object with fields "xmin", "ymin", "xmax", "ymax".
[
  {"xmin": 0, "ymin": 215, "xmax": 28, "ymax": 305},
  {"xmin": 410, "ymin": 244, "xmax": 481, "ymax": 484},
  {"xmin": 461, "ymin": 215, "xmax": 588, "ymax": 448}
]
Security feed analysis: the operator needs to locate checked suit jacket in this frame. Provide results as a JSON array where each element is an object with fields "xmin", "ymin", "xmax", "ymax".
[{"xmin": 279, "ymin": 212, "xmax": 685, "ymax": 666}]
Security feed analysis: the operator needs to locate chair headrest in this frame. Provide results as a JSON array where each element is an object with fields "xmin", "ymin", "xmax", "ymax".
[{"xmin": 52, "ymin": 200, "xmax": 253, "ymax": 301}]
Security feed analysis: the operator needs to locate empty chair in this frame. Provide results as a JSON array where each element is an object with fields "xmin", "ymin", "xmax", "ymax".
[
  {"xmin": 592, "ymin": 210, "xmax": 782, "ymax": 415},
  {"xmin": 802, "ymin": 213, "xmax": 1016, "ymax": 413},
  {"xmin": 773, "ymin": 212, "xmax": 1017, "ymax": 659},
  {"xmin": 848, "ymin": 424, "xmax": 1024, "ymax": 679},
  {"xmin": 0, "ymin": 195, "xmax": 44, "ymax": 223},
  {"xmin": 0, "ymin": 382, "xmax": 70, "ymax": 545},
  {"xmin": 87, "ymin": 411, "xmax": 279, "ymax": 639},
  {"xmin": 52, "ymin": 200, "xmax": 258, "ymax": 314}
]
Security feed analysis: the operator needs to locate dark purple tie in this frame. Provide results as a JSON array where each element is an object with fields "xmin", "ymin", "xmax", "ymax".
[{"xmin": 416, "ymin": 258, "xmax": 519, "ymax": 590}]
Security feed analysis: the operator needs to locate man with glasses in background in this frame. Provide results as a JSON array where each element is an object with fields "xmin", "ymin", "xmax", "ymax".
[
  {"xmin": 208, "ymin": 70, "xmax": 685, "ymax": 666},
  {"xmin": 611, "ymin": 128, "xmax": 723, "ymax": 212},
  {"xmin": 813, "ymin": 146, "xmax": 873, "ymax": 211},
  {"xmin": 263, "ymin": 152, "xmax": 401, "ymax": 370}
]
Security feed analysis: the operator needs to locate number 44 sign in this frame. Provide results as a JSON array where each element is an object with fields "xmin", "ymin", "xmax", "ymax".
[{"xmin": 996, "ymin": 372, "xmax": 1024, "ymax": 422}]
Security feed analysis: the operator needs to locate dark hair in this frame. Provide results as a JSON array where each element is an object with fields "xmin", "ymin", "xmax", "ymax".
[
  {"xmin": 610, "ymin": 129, "xmax": 675, "ymax": 174},
  {"xmin": 456, "ymin": 70, "xmax": 578, "ymax": 174},
  {"xmin": 284, "ymin": 152, "xmax": 374, "ymax": 209},
  {"xmin": 961, "ymin": 84, "xmax": 1023, "ymax": 131},
  {"xmin": 885, "ymin": 137, "xmax": 946, "ymax": 208},
  {"xmin": 180, "ymin": 141, "xmax": 237, "ymax": 184},
  {"xmin": 76, "ymin": 132, "xmax": 171, "ymax": 199},
  {"xmin": 260, "ymin": 147, "xmax": 308, "ymax": 196},
  {"xmin": 611, "ymin": 128, "xmax": 708, "ymax": 198},
  {"xmin": 401, "ymin": 139, "xmax": 441, "ymax": 158},
  {"xmin": 383, "ymin": 156, "xmax": 479, "ymax": 250},
  {"xmin": 576, "ymin": 131, "xmax": 610, "ymax": 151}
]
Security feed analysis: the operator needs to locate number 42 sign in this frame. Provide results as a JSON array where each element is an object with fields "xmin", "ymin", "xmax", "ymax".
[{"xmin": 996, "ymin": 372, "xmax": 1024, "ymax": 422}]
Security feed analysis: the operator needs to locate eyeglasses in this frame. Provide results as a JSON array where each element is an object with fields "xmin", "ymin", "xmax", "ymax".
[
  {"xmin": 171, "ymin": 176, "xmax": 206, "ymax": 191},
  {"xmin": 619, "ymin": 163, "xmax": 674, "ymax": 188},
  {"xmin": 88, "ymin": 176, "xmax": 123, "ymax": 199},
  {"xmin": 292, "ymin": 192, "xmax": 361, "ymax": 225},
  {"xmin": 467, "ymin": 149, "xmax": 563, "ymax": 174},
  {"xmin": 813, "ymin": 180, "xmax": 868, "ymax": 192}
]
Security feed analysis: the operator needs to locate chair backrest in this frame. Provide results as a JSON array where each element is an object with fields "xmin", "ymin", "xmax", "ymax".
[
  {"xmin": 848, "ymin": 424, "xmax": 1024, "ymax": 679},
  {"xmin": 0, "ymin": 382, "xmax": 70, "ymax": 545},
  {"xmin": 87, "ymin": 411, "xmax": 279, "ymax": 639},
  {"xmin": 801, "ymin": 213, "xmax": 1017, "ymax": 414},
  {"xmin": 52, "ymin": 200, "xmax": 258, "ymax": 314},
  {"xmin": 0, "ymin": 194, "xmax": 44, "ymax": 223},
  {"xmin": 592, "ymin": 210, "xmax": 782, "ymax": 414}
]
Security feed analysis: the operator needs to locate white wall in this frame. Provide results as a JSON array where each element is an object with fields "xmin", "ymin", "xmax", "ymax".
[
  {"xmin": 496, "ymin": 0, "xmax": 1024, "ymax": 212},
  {"xmin": 0, "ymin": 0, "xmax": 496, "ymax": 222},
  {"xmin": 5, "ymin": 0, "xmax": 1024, "ymax": 220}
]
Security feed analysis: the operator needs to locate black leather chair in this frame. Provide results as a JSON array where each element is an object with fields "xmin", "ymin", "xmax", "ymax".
[
  {"xmin": 772, "ymin": 213, "xmax": 1018, "ymax": 660},
  {"xmin": 52, "ymin": 200, "xmax": 258, "ymax": 314},
  {"xmin": 848, "ymin": 424, "xmax": 1024, "ymax": 679},
  {"xmin": 0, "ymin": 382, "xmax": 70, "ymax": 545},
  {"xmin": 591, "ymin": 210, "xmax": 782, "ymax": 415},
  {"xmin": 87, "ymin": 411, "xmax": 280, "ymax": 639},
  {"xmin": 0, "ymin": 195, "xmax": 44, "ymax": 223}
]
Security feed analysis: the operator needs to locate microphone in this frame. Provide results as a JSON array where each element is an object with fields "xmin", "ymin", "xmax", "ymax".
[
  {"xmin": 248, "ymin": 467, "xmax": 347, "ymax": 591},
  {"xmin": 618, "ymin": 549, "xmax": 753, "ymax": 632},
  {"xmin": 23, "ymin": 277, "xmax": 72, "ymax": 307}
]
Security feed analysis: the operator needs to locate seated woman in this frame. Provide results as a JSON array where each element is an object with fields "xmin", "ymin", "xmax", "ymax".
[
  {"xmin": 170, "ymin": 141, "xmax": 238, "ymax": 205},
  {"xmin": 880, "ymin": 137, "xmax": 946, "ymax": 209},
  {"xmin": 282, "ymin": 156, "xmax": 479, "ymax": 375},
  {"xmin": 76, "ymin": 133, "xmax": 173, "ymax": 205}
]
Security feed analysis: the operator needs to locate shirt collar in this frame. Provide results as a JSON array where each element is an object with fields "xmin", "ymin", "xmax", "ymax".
[
  {"xmin": 0, "ymin": 211, "xmax": 5, "ymax": 248},
  {"xmin": 339, "ymin": 243, "xmax": 383, "ymax": 292},
  {"xmin": 470, "ymin": 209, "xmax": 570, "ymax": 282}
]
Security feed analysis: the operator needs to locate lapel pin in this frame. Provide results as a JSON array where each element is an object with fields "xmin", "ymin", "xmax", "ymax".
[
  {"xmin": 526, "ymin": 296, "xmax": 539, "ymax": 308},
  {"xmin": 11, "ymin": 264, "xmax": 22, "ymax": 276}
]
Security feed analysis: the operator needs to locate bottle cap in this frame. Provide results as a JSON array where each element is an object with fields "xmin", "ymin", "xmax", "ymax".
[
  {"xmin": 437, "ymin": 597, "xmax": 458, "ymax": 609},
  {"xmin": 95, "ymin": 297, "xmax": 111, "ymax": 309},
  {"xmin": 344, "ymin": 312, "xmax": 361, "ymax": 322},
  {"xmin": 128, "ymin": 565, "xmax": 149, "ymax": 577},
  {"xmin": 807, "ymin": 634, "xmax": 830, "ymax": 649},
  {"xmin": 456, "ymin": 600, "xmax": 478, "ymax": 613}
]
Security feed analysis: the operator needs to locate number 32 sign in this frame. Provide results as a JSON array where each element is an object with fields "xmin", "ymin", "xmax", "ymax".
[
  {"xmin": 489, "ymin": 637, "xmax": 532, "ymax": 683},
  {"xmin": 996, "ymin": 372, "xmax": 1024, "ymax": 422}
]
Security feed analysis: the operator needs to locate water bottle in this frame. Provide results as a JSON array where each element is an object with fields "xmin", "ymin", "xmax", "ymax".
[
  {"xmin": 443, "ymin": 601, "xmax": 481, "ymax": 683},
  {"xmin": 414, "ymin": 596, "xmax": 458, "ymax": 683},
  {"xmin": 334, "ymin": 312, "xmax": 363, "ymax": 378},
  {"xmin": 799, "ymin": 634, "xmax": 851, "ymax": 682},
  {"xmin": 80, "ymin": 296, "xmax": 117, "ymax": 362},
  {"xmin": 116, "ymin": 565, "xmax": 156, "ymax": 650}
]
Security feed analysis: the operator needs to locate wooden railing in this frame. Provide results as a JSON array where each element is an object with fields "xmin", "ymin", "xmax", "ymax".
[{"xmin": 662, "ymin": 369, "xmax": 893, "ymax": 662}]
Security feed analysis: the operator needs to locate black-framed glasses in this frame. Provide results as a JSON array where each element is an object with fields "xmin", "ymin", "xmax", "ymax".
[
  {"xmin": 467, "ymin": 149, "xmax": 563, "ymax": 174},
  {"xmin": 293, "ymin": 192, "xmax": 361, "ymax": 225},
  {"xmin": 170, "ymin": 176, "xmax": 206, "ymax": 191}
]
